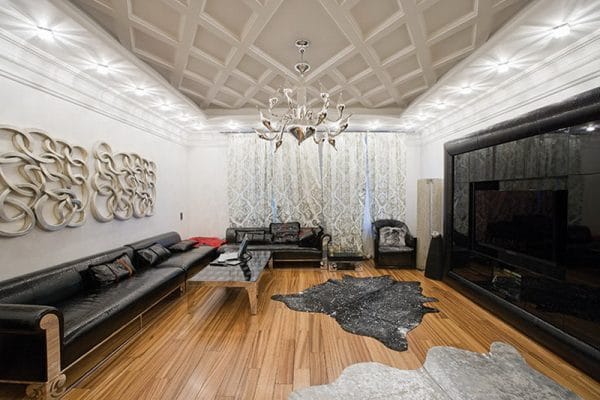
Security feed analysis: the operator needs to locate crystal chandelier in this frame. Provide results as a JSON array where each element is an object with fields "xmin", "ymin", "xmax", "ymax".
[{"xmin": 255, "ymin": 40, "xmax": 351, "ymax": 150}]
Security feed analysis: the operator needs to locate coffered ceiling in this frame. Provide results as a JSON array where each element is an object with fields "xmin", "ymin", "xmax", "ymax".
[{"xmin": 68, "ymin": 0, "xmax": 530, "ymax": 113}]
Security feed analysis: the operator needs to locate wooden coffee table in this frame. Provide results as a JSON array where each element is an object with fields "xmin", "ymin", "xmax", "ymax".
[{"xmin": 186, "ymin": 251, "xmax": 272, "ymax": 315}]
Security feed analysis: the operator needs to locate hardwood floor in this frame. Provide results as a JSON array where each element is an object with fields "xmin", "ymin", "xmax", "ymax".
[{"xmin": 62, "ymin": 262, "xmax": 600, "ymax": 400}]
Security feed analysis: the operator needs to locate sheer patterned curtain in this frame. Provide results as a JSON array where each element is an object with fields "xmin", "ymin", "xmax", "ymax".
[
  {"xmin": 367, "ymin": 132, "xmax": 407, "ymax": 222},
  {"xmin": 272, "ymin": 138, "xmax": 323, "ymax": 225},
  {"xmin": 322, "ymin": 132, "xmax": 367, "ymax": 254},
  {"xmin": 227, "ymin": 134, "xmax": 273, "ymax": 227}
]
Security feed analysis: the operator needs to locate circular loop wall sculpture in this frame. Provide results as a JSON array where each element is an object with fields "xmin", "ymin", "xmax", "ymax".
[
  {"xmin": 91, "ymin": 142, "xmax": 156, "ymax": 223},
  {"xmin": 0, "ymin": 126, "xmax": 89, "ymax": 237}
]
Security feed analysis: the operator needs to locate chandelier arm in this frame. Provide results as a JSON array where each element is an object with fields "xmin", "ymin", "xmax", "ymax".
[
  {"xmin": 326, "ymin": 109, "xmax": 344, "ymax": 123},
  {"xmin": 255, "ymin": 128, "xmax": 279, "ymax": 141},
  {"xmin": 328, "ymin": 114, "xmax": 352, "ymax": 138},
  {"xmin": 256, "ymin": 39, "xmax": 351, "ymax": 148}
]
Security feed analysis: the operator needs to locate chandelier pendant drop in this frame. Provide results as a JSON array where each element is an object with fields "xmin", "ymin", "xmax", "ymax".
[{"xmin": 255, "ymin": 40, "xmax": 351, "ymax": 150}]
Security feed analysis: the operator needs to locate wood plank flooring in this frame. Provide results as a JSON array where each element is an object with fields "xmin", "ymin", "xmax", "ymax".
[{"xmin": 62, "ymin": 262, "xmax": 600, "ymax": 400}]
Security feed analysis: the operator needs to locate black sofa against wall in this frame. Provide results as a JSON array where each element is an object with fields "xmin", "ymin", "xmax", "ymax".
[
  {"xmin": 443, "ymin": 87, "xmax": 600, "ymax": 381},
  {"xmin": 220, "ymin": 223, "xmax": 331, "ymax": 267},
  {"xmin": 0, "ymin": 232, "xmax": 216, "ymax": 399}
]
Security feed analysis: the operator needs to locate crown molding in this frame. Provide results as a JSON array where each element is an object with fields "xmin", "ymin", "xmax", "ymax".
[
  {"xmin": 0, "ymin": 29, "xmax": 191, "ymax": 145},
  {"xmin": 418, "ymin": 29, "xmax": 600, "ymax": 145},
  {"xmin": 49, "ymin": 0, "xmax": 206, "ymax": 120}
]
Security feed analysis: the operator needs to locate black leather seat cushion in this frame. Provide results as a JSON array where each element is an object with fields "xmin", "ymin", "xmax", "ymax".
[
  {"xmin": 220, "ymin": 243, "xmax": 319, "ymax": 252},
  {"xmin": 380, "ymin": 246, "xmax": 414, "ymax": 253},
  {"xmin": 155, "ymin": 246, "xmax": 217, "ymax": 274},
  {"xmin": 219, "ymin": 244, "xmax": 321, "ymax": 262},
  {"xmin": 57, "ymin": 267, "xmax": 184, "ymax": 367},
  {"xmin": 0, "ymin": 248, "xmax": 134, "ymax": 305}
]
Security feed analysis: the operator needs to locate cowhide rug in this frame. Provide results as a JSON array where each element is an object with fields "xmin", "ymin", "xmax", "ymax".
[
  {"xmin": 271, "ymin": 275, "xmax": 438, "ymax": 351},
  {"xmin": 289, "ymin": 342, "xmax": 581, "ymax": 400}
]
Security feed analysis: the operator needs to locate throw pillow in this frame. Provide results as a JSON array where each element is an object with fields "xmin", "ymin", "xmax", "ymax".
[
  {"xmin": 137, "ymin": 243, "xmax": 171, "ymax": 268},
  {"xmin": 168, "ymin": 240, "xmax": 196, "ymax": 253},
  {"xmin": 380, "ymin": 226, "xmax": 407, "ymax": 248},
  {"xmin": 236, "ymin": 230, "xmax": 268, "ymax": 243},
  {"xmin": 270, "ymin": 222, "xmax": 301, "ymax": 244},
  {"xmin": 88, "ymin": 254, "xmax": 136, "ymax": 287}
]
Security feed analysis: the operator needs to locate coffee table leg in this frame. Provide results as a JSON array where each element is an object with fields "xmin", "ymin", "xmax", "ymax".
[{"xmin": 247, "ymin": 285, "xmax": 258, "ymax": 315}]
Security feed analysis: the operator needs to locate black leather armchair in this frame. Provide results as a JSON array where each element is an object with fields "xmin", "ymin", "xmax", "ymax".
[{"xmin": 372, "ymin": 219, "xmax": 417, "ymax": 268}]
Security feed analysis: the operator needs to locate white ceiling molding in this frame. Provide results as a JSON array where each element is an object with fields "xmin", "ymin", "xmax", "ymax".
[
  {"xmin": 66, "ymin": 0, "xmax": 530, "ymax": 133},
  {"xmin": 3, "ymin": 0, "xmax": 598, "ymax": 143},
  {"xmin": 0, "ymin": 29, "xmax": 187, "ymax": 145},
  {"xmin": 401, "ymin": 0, "xmax": 600, "ymax": 143},
  {"xmin": 0, "ymin": 0, "xmax": 209, "ymax": 144},
  {"xmin": 419, "ymin": 30, "xmax": 600, "ymax": 145}
]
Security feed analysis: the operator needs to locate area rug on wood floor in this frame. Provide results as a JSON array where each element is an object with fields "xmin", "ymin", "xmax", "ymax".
[
  {"xmin": 271, "ymin": 275, "xmax": 438, "ymax": 351},
  {"xmin": 289, "ymin": 342, "xmax": 581, "ymax": 400}
]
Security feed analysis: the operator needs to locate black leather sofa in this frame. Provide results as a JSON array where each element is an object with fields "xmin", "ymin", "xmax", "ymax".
[
  {"xmin": 219, "ymin": 223, "xmax": 331, "ymax": 267},
  {"xmin": 0, "ymin": 232, "xmax": 216, "ymax": 399},
  {"xmin": 125, "ymin": 232, "xmax": 217, "ymax": 277}
]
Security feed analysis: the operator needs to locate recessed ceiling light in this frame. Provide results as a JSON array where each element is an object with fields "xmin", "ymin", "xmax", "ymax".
[
  {"xmin": 96, "ymin": 63, "xmax": 110, "ymax": 74},
  {"xmin": 459, "ymin": 85, "xmax": 472, "ymax": 94},
  {"xmin": 227, "ymin": 121, "xmax": 239, "ymax": 130},
  {"xmin": 36, "ymin": 25, "xmax": 54, "ymax": 41},
  {"xmin": 496, "ymin": 60, "xmax": 511, "ymax": 73},
  {"xmin": 368, "ymin": 120, "xmax": 381, "ymax": 131},
  {"xmin": 192, "ymin": 123, "xmax": 205, "ymax": 130},
  {"xmin": 552, "ymin": 23, "xmax": 571, "ymax": 38},
  {"xmin": 586, "ymin": 124, "xmax": 596, "ymax": 132}
]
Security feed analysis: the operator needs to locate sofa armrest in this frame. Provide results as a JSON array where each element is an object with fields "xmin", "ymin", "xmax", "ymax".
[
  {"xmin": 0, "ymin": 304, "xmax": 61, "ymax": 333},
  {"xmin": 406, "ymin": 235, "xmax": 417, "ymax": 249},
  {"xmin": 0, "ymin": 304, "xmax": 65, "ymax": 390}
]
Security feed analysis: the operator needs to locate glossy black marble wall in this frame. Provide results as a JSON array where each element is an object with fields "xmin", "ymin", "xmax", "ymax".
[
  {"xmin": 443, "ymin": 87, "xmax": 600, "ymax": 381},
  {"xmin": 450, "ymin": 125, "xmax": 600, "ymax": 349}
]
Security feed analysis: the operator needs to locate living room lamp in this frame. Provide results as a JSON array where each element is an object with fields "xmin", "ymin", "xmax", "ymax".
[{"xmin": 255, "ymin": 39, "xmax": 351, "ymax": 150}]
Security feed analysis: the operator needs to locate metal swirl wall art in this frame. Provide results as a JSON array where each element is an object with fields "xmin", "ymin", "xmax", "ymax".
[
  {"xmin": 91, "ymin": 142, "xmax": 156, "ymax": 222},
  {"xmin": 0, "ymin": 126, "xmax": 89, "ymax": 237}
]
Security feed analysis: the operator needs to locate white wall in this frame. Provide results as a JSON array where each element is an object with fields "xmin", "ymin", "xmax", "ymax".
[
  {"xmin": 186, "ymin": 142, "xmax": 229, "ymax": 237},
  {"xmin": 418, "ymin": 31, "xmax": 600, "ymax": 179},
  {"xmin": 0, "ymin": 76, "xmax": 189, "ymax": 280}
]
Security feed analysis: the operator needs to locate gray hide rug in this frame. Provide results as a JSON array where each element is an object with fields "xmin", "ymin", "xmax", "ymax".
[
  {"xmin": 289, "ymin": 342, "xmax": 581, "ymax": 400},
  {"xmin": 271, "ymin": 275, "xmax": 438, "ymax": 351}
]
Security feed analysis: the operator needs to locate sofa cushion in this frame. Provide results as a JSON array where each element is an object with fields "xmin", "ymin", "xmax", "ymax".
[
  {"xmin": 226, "ymin": 228, "xmax": 270, "ymax": 243},
  {"xmin": 0, "ymin": 247, "xmax": 134, "ymax": 306},
  {"xmin": 168, "ymin": 240, "xmax": 196, "ymax": 253},
  {"xmin": 380, "ymin": 246, "xmax": 414, "ymax": 253},
  {"xmin": 136, "ymin": 244, "xmax": 171, "ymax": 268},
  {"xmin": 86, "ymin": 255, "xmax": 136, "ymax": 287},
  {"xmin": 270, "ymin": 222, "xmax": 301, "ymax": 243},
  {"xmin": 220, "ymin": 243, "xmax": 319, "ymax": 253},
  {"xmin": 155, "ymin": 246, "xmax": 217, "ymax": 273},
  {"xmin": 125, "ymin": 232, "xmax": 181, "ymax": 267},
  {"xmin": 380, "ymin": 226, "xmax": 407, "ymax": 248},
  {"xmin": 236, "ymin": 230, "xmax": 272, "ymax": 244},
  {"xmin": 57, "ymin": 267, "xmax": 184, "ymax": 367}
]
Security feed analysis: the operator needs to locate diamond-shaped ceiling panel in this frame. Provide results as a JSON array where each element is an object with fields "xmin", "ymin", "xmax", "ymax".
[
  {"xmin": 254, "ymin": 0, "xmax": 350, "ymax": 72},
  {"xmin": 68, "ymin": 0, "xmax": 530, "ymax": 112},
  {"xmin": 350, "ymin": 0, "xmax": 401, "ymax": 38}
]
